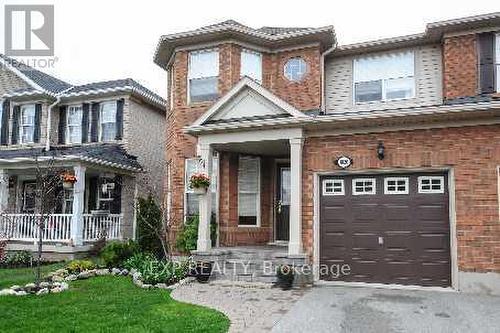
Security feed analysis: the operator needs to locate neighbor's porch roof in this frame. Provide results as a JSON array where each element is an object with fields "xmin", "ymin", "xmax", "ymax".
[{"xmin": 0, "ymin": 144, "xmax": 142, "ymax": 172}]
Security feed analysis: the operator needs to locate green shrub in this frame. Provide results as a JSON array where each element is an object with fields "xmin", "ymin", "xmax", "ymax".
[
  {"xmin": 66, "ymin": 259, "xmax": 96, "ymax": 274},
  {"xmin": 123, "ymin": 252, "xmax": 152, "ymax": 271},
  {"xmin": 5, "ymin": 250, "xmax": 33, "ymax": 266},
  {"xmin": 136, "ymin": 196, "xmax": 164, "ymax": 258},
  {"xmin": 175, "ymin": 215, "xmax": 217, "ymax": 254},
  {"xmin": 99, "ymin": 240, "xmax": 139, "ymax": 268},
  {"xmin": 123, "ymin": 253, "xmax": 190, "ymax": 285}
]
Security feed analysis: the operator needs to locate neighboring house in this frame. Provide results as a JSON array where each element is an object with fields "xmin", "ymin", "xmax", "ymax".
[
  {"xmin": 154, "ymin": 13, "xmax": 500, "ymax": 294},
  {"xmin": 0, "ymin": 55, "xmax": 166, "ymax": 259}
]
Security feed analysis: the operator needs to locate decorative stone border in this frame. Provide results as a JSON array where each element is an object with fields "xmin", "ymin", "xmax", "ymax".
[
  {"xmin": 0, "ymin": 281, "xmax": 69, "ymax": 296},
  {"xmin": 0, "ymin": 267, "xmax": 195, "ymax": 297}
]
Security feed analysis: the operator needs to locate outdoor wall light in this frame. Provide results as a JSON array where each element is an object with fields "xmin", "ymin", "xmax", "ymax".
[{"xmin": 377, "ymin": 141, "xmax": 385, "ymax": 160}]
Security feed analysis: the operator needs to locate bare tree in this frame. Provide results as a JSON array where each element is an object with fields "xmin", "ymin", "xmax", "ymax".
[
  {"xmin": 0, "ymin": 152, "xmax": 64, "ymax": 285},
  {"xmin": 32, "ymin": 155, "xmax": 64, "ymax": 284}
]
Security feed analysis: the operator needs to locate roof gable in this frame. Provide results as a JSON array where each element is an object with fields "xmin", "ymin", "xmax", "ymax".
[
  {"xmin": 0, "ymin": 54, "xmax": 71, "ymax": 94},
  {"xmin": 192, "ymin": 77, "xmax": 307, "ymax": 126}
]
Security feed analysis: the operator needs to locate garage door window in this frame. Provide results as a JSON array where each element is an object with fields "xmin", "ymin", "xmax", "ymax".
[
  {"xmin": 418, "ymin": 176, "xmax": 444, "ymax": 193},
  {"xmin": 352, "ymin": 178, "xmax": 376, "ymax": 195},
  {"xmin": 384, "ymin": 177, "xmax": 409, "ymax": 194},
  {"xmin": 323, "ymin": 179, "xmax": 344, "ymax": 196}
]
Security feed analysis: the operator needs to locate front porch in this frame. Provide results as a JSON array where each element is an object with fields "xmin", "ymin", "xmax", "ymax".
[
  {"xmin": 0, "ymin": 160, "xmax": 133, "ymax": 256},
  {"xmin": 193, "ymin": 127, "xmax": 306, "ymax": 259}
]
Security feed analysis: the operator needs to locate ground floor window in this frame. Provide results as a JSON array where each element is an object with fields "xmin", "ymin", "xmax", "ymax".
[
  {"xmin": 184, "ymin": 156, "xmax": 218, "ymax": 219},
  {"xmin": 62, "ymin": 189, "xmax": 73, "ymax": 214},
  {"xmin": 238, "ymin": 156, "xmax": 260, "ymax": 226}
]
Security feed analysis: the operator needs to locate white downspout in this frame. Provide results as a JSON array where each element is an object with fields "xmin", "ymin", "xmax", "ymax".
[
  {"xmin": 45, "ymin": 96, "xmax": 60, "ymax": 151},
  {"xmin": 320, "ymin": 41, "xmax": 338, "ymax": 113},
  {"xmin": 45, "ymin": 87, "xmax": 72, "ymax": 151}
]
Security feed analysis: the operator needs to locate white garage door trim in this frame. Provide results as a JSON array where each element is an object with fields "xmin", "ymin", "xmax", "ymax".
[{"xmin": 312, "ymin": 167, "xmax": 458, "ymax": 291}]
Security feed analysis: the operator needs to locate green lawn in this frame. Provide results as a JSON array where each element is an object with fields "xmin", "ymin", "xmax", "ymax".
[
  {"xmin": 0, "ymin": 262, "xmax": 65, "ymax": 289},
  {"xmin": 0, "ymin": 272, "xmax": 229, "ymax": 332}
]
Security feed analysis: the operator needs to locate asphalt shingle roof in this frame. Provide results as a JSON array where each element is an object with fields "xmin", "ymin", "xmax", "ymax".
[
  {"xmin": 1, "ymin": 54, "xmax": 165, "ymax": 108},
  {"xmin": 0, "ymin": 54, "xmax": 71, "ymax": 93},
  {"xmin": 0, "ymin": 144, "xmax": 142, "ymax": 171},
  {"xmin": 64, "ymin": 78, "xmax": 166, "ymax": 107}
]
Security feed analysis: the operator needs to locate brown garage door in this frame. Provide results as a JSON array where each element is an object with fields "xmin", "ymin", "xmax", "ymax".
[{"xmin": 320, "ymin": 173, "xmax": 451, "ymax": 287}]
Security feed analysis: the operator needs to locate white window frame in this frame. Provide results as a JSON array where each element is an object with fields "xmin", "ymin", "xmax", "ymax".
[
  {"xmin": 19, "ymin": 104, "xmax": 36, "ymax": 144},
  {"xmin": 66, "ymin": 104, "xmax": 83, "ymax": 144},
  {"xmin": 384, "ymin": 177, "xmax": 409, "ymax": 195},
  {"xmin": 353, "ymin": 51, "xmax": 416, "ymax": 104},
  {"xmin": 495, "ymin": 33, "xmax": 500, "ymax": 92},
  {"xmin": 184, "ymin": 156, "xmax": 219, "ymax": 221},
  {"xmin": 352, "ymin": 178, "xmax": 377, "ymax": 195},
  {"xmin": 0, "ymin": 100, "xmax": 3, "ymax": 135},
  {"xmin": 240, "ymin": 49, "xmax": 262, "ymax": 83},
  {"xmin": 322, "ymin": 179, "xmax": 345, "ymax": 196},
  {"xmin": 284, "ymin": 57, "xmax": 307, "ymax": 82},
  {"xmin": 62, "ymin": 188, "xmax": 74, "ymax": 214},
  {"xmin": 99, "ymin": 101, "xmax": 117, "ymax": 142},
  {"xmin": 187, "ymin": 49, "xmax": 219, "ymax": 104},
  {"xmin": 238, "ymin": 156, "xmax": 261, "ymax": 227},
  {"xmin": 418, "ymin": 176, "xmax": 445, "ymax": 194}
]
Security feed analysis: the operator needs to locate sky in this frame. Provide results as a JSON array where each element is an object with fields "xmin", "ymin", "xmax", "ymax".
[{"xmin": 1, "ymin": 0, "xmax": 499, "ymax": 97}]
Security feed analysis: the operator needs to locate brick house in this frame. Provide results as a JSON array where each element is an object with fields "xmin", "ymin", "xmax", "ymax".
[
  {"xmin": 0, "ymin": 55, "xmax": 165, "ymax": 259},
  {"xmin": 154, "ymin": 13, "xmax": 500, "ymax": 294}
]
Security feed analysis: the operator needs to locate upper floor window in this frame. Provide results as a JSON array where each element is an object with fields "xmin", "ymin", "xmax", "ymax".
[
  {"xmin": 496, "ymin": 33, "xmax": 500, "ymax": 92},
  {"xmin": 241, "ymin": 49, "xmax": 262, "ymax": 83},
  {"xmin": 284, "ymin": 57, "xmax": 307, "ymax": 82},
  {"xmin": 66, "ymin": 105, "xmax": 83, "ymax": 144},
  {"xmin": 99, "ymin": 101, "xmax": 116, "ymax": 142},
  {"xmin": 353, "ymin": 51, "xmax": 415, "ymax": 103},
  {"xmin": 188, "ymin": 49, "xmax": 219, "ymax": 103},
  {"xmin": 0, "ymin": 101, "xmax": 3, "ymax": 134},
  {"xmin": 20, "ymin": 104, "xmax": 36, "ymax": 144}
]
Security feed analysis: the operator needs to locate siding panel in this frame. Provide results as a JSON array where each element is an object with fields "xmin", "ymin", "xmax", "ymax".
[{"xmin": 325, "ymin": 45, "xmax": 443, "ymax": 113}]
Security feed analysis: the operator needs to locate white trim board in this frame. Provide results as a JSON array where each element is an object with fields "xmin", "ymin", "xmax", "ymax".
[{"xmin": 197, "ymin": 127, "xmax": 303, "ymax": 146}]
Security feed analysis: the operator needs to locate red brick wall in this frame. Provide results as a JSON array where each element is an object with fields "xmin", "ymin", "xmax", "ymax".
[
  {"xmin": 303, "ymin": 125, "xmax": 500, "ymax": 272},
  {"xmin": 166, "ymin": 42, "xmax": 321, "ymax": 245},
  {"xmin": 218, "ymin": 153, "xmax": 273, "ymax": 246},
  {"xmin": 262, "ymin": 47, "xmax": 321, "ymax": 110},
  {"xmin": 442, "ymin": 34, "xmax": 478, "ymax": 99}
]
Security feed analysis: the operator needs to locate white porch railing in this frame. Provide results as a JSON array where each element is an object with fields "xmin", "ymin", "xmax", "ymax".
[
  {"xmin": 0, "ymin": 213, "xmax": 122, "ymax": 242},
  {"xmin": 83, "ymin": 214, "xmax": 122, "ymax": 240},
  {"xmin": 0, "ymin": 214, "xmax": 72, "ymax": 242}
]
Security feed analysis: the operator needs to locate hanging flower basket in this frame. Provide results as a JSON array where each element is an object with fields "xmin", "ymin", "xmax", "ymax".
[
  {"xmin": 60, "ymin": 173, "xmax": 77, "ymax": 189},
  {"xmin": 189, "ymin": 173, "xmax": 210, "ymax": 195}
]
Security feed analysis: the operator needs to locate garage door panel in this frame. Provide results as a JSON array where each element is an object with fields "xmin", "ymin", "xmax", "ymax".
[{"xmin": 320, "ymin": 172, "xmax": 451, "ymax": 287}]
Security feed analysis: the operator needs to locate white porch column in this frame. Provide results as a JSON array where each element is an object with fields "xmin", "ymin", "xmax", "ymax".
[
  {"xmin": 196, "ymin": 143, "xmax": 213, "ymax": 252},
  {"xmin": 289, "ymin": 138, "xmax": 304, "ymax": 256},
  {"xmin": 0, "ymin": 170, "xmax": 9, "ymax": 212},
  {"xmin": 71, "ymin": 165, "xmax": 86, "ymax": 246}
]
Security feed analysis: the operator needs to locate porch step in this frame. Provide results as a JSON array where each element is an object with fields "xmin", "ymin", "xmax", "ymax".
[{"xmin": 194, "ymin": 246, "xmax": 309, "ymax": 284}]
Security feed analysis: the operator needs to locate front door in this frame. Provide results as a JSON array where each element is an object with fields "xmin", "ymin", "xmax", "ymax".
[
  {"xmin": 22, "ymin": 181, "xmax": 36, "ymax": 213},
  {"xmin": 275, "ymin": 165, "xmax": 290, "ymax": 241}
]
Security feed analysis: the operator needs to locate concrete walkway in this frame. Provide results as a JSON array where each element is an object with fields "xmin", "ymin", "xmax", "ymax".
[
  {"xmin": 171, "ymin": 281, "xmax": 305, "ymax": 332},
  {"xmin": 272, "ymin": 285, "xmax": 500, "ymax": 333}
]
